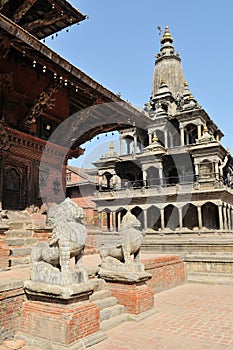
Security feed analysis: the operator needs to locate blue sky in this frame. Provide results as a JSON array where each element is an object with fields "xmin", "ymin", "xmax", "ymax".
[{"xmin": 46, "ymin": 0, "xmax": 233, "ymax": 167}]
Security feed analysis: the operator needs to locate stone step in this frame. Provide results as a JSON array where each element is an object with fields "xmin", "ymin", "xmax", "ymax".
[
  {"xmin": 10, "ymin": 247, "xmax": 32, "ymax": 257},
  {"xmin": 6, "ymin": 237, "xmax": 37, "ymax": 246},
  {"xmin": 100, "ymin": 304, "xmax": 125, "ymax": 322},
  {"xmin": 100, "ymin": 313, "xmax": 129, "ymax": 331},
  {"xmin": 9, "ymin": 256, "xmax": 30, "ymax": 268},
  {"xmin": 94, "ymin": 296, "xmax": 118, "ymax": 310},
  {"xmin": 6, "ymin": 229, "xmax": 33, "ymax": 238},
  {"xmin": 90, "ymin": 289, "xmax": 112, "ymax": 302}
]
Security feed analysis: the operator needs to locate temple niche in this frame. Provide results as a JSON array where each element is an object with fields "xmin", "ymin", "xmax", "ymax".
[{"xmin": 94, "ymin": 26, "xmax": 233, "ymax": 236}]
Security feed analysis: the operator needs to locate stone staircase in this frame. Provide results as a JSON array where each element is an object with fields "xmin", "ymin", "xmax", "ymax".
[
  {"xmin": 90, "ymin": 288, "xmax": 129, "ymax": 331},
  {"xmin": 6, "ymin": 221, "xmax": 37, "ymax": 269}
]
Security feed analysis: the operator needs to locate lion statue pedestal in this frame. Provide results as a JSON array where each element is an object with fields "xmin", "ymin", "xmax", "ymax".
[
  {"xmin": 98, "ymin": 211, "xmax": 154, "ymax": 316},
  {"xmin": 19, "ymin": 198, "xmax": 106, "ymax": 349}
]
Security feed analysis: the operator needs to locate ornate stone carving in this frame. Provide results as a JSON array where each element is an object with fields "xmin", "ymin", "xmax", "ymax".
[
  {"xmin": 30, "ymin": 198, "xmax": 88, "ymax": 285},
  {"xmin": 22, "ymin": 80, "xmax": 62, "ymax": 126}
]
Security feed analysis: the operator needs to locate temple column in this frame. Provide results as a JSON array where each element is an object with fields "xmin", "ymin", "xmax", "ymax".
[
  {"xmin": 142, "ymin": 170, "xmax": 147, "ymax": 187},
  {"xmin": 120, "ymin": 137, "xmax": 123, "ymax": 155},
  {"xmin": 215, "ymin": 162, "xmax": 219, "ymax": 180},
  {"xmin": 197, "ymin": 206, "xmax": 203, "ymax": 230},
  {"xmin": 98, "ymin": 175, "xmax": 102, "ymax": 191},
  {"xmin": 197, "ymin": 124, "xmax": 202, "ymax": 139},
  {"xmin": 195, "ymin": 164, "xmax": 199, "ymax": 181},
  {"xmin": 160, "ymin": 208, "xmax": 165, "ymax": 231},
  {"xmin": 223, "ymin": 205, "xmax": 227, "ymax": 230},
  {"xmin": 218, "ymin": 204, "xmax": 224, "ymax": 231},
  {"xmin": 107, "ymin": 212, "xmax": 111, "ymax": 232},
  {"xmin": 227, "ymin": 207, "xmax": 231, "ymax": 230},
  {"xmin": 133, "ymin": 135, "xmax": 137, "ymax": 155},
  {"xmin": 164, "ymin": 131, "xmax": 169, "ymax": 148},
  {"xmin": 112, "ymin": 211, "xmax": 116, "ymax": 232},
  {"xmin": 179, "ymin": 207, "xmax": 183, "ymax": 230},
  {"xmin": 98, "ymin": 212, "xmax": 102, "ymax": 229},
  {"xmin": 159, "ymin": 167, "xmax": 164, "ymax": 186},
  {"xmin": 126, "ymin": 139, "xmax": 131, "ymax": 155},
  {"xmin": 117, "ymin": 212, "xmax": 121, "ymax": 231},
  {"xmin": 143, "ymin": 209, "xmax": 148, "ymax": 232},
  {"xmin": 148, "ymin": 133, "xmax": 152, "ymax": 145},
  {"xmin": 180, "ymin": 127, "xmax": 185, "ymax": 146}
]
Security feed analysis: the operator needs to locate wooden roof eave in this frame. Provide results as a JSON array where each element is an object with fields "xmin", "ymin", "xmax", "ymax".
[{"xmin": 0, "ymin": 13, "xmax": 148, "ymax": 122}]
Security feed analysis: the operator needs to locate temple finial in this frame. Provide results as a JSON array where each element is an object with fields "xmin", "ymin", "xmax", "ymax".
[{"xmin": 161, "ymin": 26, "xmax": 174, "ymax": 44}]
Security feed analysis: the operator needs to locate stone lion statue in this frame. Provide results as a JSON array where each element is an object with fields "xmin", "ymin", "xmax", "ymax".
[
  {"xmin": 100, "ymin": 211, "xmax": 144, "ymax": 267},
  {"xmin": 31, "ymin": 198, "xmax": 88, "ymax": 285}
]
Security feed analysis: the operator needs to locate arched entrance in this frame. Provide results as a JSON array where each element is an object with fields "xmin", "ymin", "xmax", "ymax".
[{"xmin": 164, "ymin": 204, "xmax": 179, "ymax": 230}]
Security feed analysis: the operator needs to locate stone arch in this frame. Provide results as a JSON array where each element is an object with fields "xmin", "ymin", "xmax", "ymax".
[
  {"xmin": 116, "ymin": 207, "xmax": 127, "ymax": 231},
  {"xmin": 182, "ymin": 203, "xmax": 198, "ymax": 230},
  {"xmin": 131, "ymin": 206, "xmax": 144, "ymax": 229},
  {"xmin": 184, "ymin": 123, "xmax": 197, "ymax": 145},
  {"xmin": 101, "ymin": 171, "xmax": 113, "ymax": 190},
  {"xmin": 202, "ymin": 202, "xmax": 219, "ymax": 229},
  {"xmin": 164, "ymin": 204, "xmax": 179, "ymax": 230},
  {"xmin": 147, "ymin": 205, "xmax": 161, "ymax": 231}
]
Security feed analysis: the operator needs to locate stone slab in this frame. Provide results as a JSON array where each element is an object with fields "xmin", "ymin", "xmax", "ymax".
[{"xmin": 24, "ymin": 280, "xmax": 93, "ymax": 302}]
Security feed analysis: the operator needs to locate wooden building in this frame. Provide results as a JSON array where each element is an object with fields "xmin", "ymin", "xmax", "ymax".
[{"xmin": 0, "ymin": 0, "xmax": 147, "ymax": 211}]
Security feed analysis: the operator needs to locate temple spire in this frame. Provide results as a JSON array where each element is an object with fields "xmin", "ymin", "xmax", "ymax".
[{"xmin": 160, "ymin": 26, "xmax": 175, "ymax": 55}]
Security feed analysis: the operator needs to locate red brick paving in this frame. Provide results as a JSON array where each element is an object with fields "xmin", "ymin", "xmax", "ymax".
[{"xmin": 91, "ymin": 283, "xmax": 233, "ymax": 350}]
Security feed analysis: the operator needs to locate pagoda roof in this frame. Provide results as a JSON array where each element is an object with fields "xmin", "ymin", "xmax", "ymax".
[
  {"xmin": 0, "ymin": 13, "xmax": 150, "ymax": 147},
  {"xmin": 0, "ymin": 0, "xmax": 86, "ymax": 39}
]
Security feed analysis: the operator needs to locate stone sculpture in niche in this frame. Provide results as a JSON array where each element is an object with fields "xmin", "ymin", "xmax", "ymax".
[{"xmin": 30, "ymin": 198, "xmax": 88, "ymax": 285}]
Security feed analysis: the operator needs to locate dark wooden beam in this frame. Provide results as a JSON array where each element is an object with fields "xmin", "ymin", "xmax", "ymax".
[
  {"xmin": 22, "ymin": 12, "xmax": 69, "ymax": 32},
  {"xmin": 12, "ymin": 0, "xmax": 37, "ymax": 23},
  {"xmin": 0, "ymin": 0, "xmax": 10, "ymax": 11}
]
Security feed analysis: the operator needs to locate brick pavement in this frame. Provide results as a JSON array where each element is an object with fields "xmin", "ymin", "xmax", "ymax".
[{"xmin": 91, "ymin": 283, "xmax": 233, "ymax": 350}]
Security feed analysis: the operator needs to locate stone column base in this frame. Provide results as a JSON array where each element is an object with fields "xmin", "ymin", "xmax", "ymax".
[{"xmin": 106, "ymin": 281, "xmax": 154, "ymax": 315}]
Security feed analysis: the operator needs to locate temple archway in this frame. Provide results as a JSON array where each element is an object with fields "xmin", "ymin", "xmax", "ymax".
[
  {"xmin": 147, "ymin": 205, "xmax": 161, "ymax": 231},
  {"xmin": 202, "ymin": 202, "xmax": 219, "ymax": 229},
  {"xmin": 182, "ymin": 203, "xmax": 198, "ymax": 230},
  {"xmin": 164, "ymin": 204, "xmax": 179, "ymax": 230}
]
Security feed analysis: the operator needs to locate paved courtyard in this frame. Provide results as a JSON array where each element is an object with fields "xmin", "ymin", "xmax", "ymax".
[{"xmin": 91, "ymin": 283, "xmax": 233, "ymax": 350}]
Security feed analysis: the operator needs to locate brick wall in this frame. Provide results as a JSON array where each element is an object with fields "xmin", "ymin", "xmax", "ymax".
[
  {"xmin": 0, "ymin": 287, "xmax": 24, "ymax": 343},
  {"xmin": 0, "ymin": 231, "xmax": 10, "ymax": 272},
  {"xmin": 143, "ymin": 255, "xmax": 186, "ymax": 293}
]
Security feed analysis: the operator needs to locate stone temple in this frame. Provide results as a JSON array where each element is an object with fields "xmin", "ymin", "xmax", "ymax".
[{"xmin": 94, "ymin": 26, "xmax": 233, "ymax": 235}]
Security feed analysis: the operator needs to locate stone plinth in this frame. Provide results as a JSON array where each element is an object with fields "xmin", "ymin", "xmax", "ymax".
[
  {"xmin": 19, "ymin": 281, "xmax": 106, "ymax": 349},
  {"xmin": 99, "ymin": 262, "xmax": 154, "ymax": 315},
  {"xmin": 106, "ymin": 280, "xmax": 154, "ymax": 315}
]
